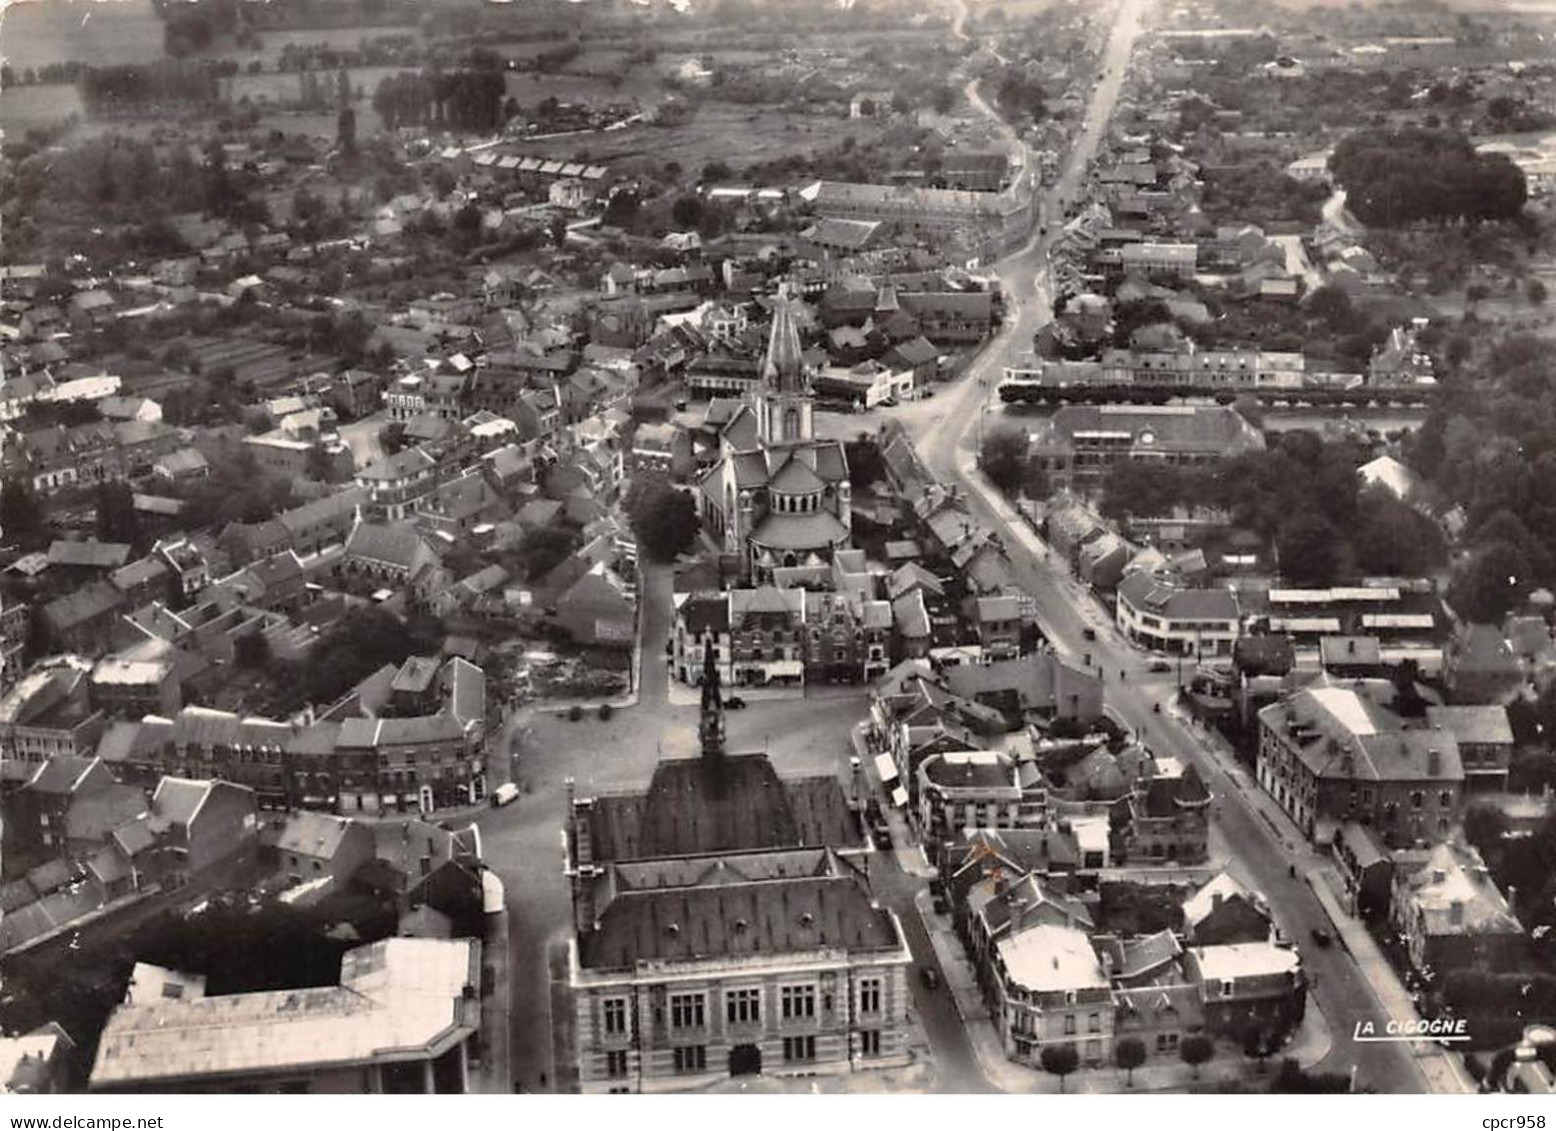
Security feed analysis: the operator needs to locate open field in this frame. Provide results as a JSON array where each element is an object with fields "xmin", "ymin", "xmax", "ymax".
[
  {"xmin": 502, "ymin": 65, "xmax": 662, "ymax": 110},
  {"xmin": 521, "ymin": 103, "xmax": 886, "ymax": 174},
  {"xmin": 0, "ymin": 81, "xmax": 83, "ymax": 133},
  {"xmin": 0, "ymin": 0, "xmax": 165, "ymax": 71}
]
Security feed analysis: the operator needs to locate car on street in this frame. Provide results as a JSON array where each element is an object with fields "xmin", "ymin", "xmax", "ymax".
[
  {"xmin": 1148, "ymin": 658, "xmax": 1171, "ymax": 673},
  {"xmin": 1310, "ymin": 926, "xmax": 1334, "ymax": 948},
  {"xmin": 919, "ymin": 967, "xmax": 941, "ymax": 990},
  {"xmin": 1082, "ymin": 627, "xmax": 1097, "ymax": 641},
  {"xmin": 724, "ymin": 696, "xmax": 747, "ymax": 709},
  {"xmin": 492, "ymin": 782, "xmax": 520, "ymax": 807}
]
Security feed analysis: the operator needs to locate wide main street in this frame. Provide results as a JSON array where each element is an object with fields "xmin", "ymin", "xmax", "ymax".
[{"xmin": 904, "ymin": 0, "xmax": 1448, "ymax": 1095}]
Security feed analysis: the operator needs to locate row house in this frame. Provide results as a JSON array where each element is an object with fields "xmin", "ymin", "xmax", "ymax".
[
  {"xmin": 1099, "ymin": 346, "xmax": 1306, "ymax": 390},
  {"xmin": 11, "ymin": 420, "xmax": 181, "ymax": 494},
  {"xmin": 802, "ymin": 590, "xmax": 893, "ymax": 685},
  {"xmin": 102, "ymin": 711, "xmax": 481, "ymax": 817},
  {"xmin": 728, "ymin": 586, "xmax": 808, "ymax": 689}
]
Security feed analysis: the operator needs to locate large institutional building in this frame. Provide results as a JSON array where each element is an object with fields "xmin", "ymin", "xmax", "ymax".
[
  {"xmin": 564, "ymin": 654, "xmax": 913, "ymax": 1092},
  {"xmin": 697, "ymin": 285, "xmax": 853, "ymax": 581}
]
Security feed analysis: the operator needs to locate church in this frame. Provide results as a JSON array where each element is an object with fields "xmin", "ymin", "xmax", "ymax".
[{"xmin": 696, "ymin": 283, "xmax": 853, "ymax": 582}]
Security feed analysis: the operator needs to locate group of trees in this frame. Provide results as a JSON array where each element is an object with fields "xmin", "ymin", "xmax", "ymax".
[
  {"xmin": 1037, "ymin": 1034, "xmax": 1214, "ymax": 1091},
  {"xmin": 980, "ymin": 427, "xmax": 1049, "ymax": 501},
  {"xmin": 993, "ymin": 66, "xmax": 1047, "ymax": 127},
  {"xmin": 372, "ymin": 69, "xmax": 507, "ymax": 132},
  {"xmin": 77, "ymin": 61, "xmax": 221, "ymax": 114},
  {"xmin": 1198, "ymin": 162, "xmax": 1328, "ymax": 228},
  {"xmin": 626, "ymin": 472, "xmax": 699, "ymax": 564},
  {"xmin": 258, "ymin": 606, "xmax": 442, "ymax": 715},
  {"xmin": 1098, "ymin": 432, "xmax": 1448, "ymax": 587},
  {"xmin": 1329, "ymin": 128, "xmax": 1527, "ymax": 227},
  {"xmin": 1406, "ymin": 331, "xmax": 1556, "ymax": 622}
]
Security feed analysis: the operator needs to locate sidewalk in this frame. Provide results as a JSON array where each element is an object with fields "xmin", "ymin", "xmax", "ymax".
[
  {"xmin": 853, "ymin": 723, "xmax": 938, "ymax": 878},
  {"xmin": 1304, "ymin": 865, "xmax": 1476, "ymax": 1095}
]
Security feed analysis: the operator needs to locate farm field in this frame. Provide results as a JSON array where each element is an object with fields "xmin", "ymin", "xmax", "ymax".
[{"xmin": 0, "ymin": 81, "xmax": 84, "ymax": 133}]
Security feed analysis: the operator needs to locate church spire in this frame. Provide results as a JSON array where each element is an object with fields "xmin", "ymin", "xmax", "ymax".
[
  {"xmin": 760, "ymin": 281, "xmax": 806, "ymax": 395},
  {"xmin": 699, "ymin": 643, "xmax": 725, "ymax": 759}
]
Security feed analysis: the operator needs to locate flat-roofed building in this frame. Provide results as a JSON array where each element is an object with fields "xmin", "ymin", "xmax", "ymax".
[{"xmin": 90, "ymin": 939, "xmax": 482, "ymax": 1093}]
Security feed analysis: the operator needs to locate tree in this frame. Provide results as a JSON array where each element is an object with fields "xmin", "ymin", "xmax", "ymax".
[
  {"xmin": 932, "ymin": 85, "xmax": 955, "ymax": 114},
  {"xmin": 337, "ymin": 105, "xmax": 357, "ymax": 155},
  {"xmin": 233, "ymin": 632, "xmax": 272, "ymax": 670},
  {"xmin": 514, "ymin": 525, "xmax": 576, "ymax": 582},
  {"xmin": 1022, "ymin": 461, "xmax": 1051, "ymax": 503},
  {"xmin": 1448, "ymin": 540, "xmax": 1533, "ymax": 624},
  {"xmin": 627, "ymin": 474, "xmax": 700, "ymax": 563},
  {"xmin": 1, "ymin": 477, "xmax": 49, "ymax": 550},
  {"xmin": 671, "ymin": 195, "xmax": 704, "ymax": 230},
  {"xmin": 94, "ymin": 481, "xmax": 143, "ymax": 551},
  {"xmin": 1040, "ymin": 1043, "xmax": 1079, "ymax": 1092},
  {"xmin": 1269, "ymin": 1058, "xmax": 1350, "ymax": 1093},
  {"xmin": 1329, "ymin": 127, "xmax": 1527, "ymax": 226},
  {"xmin": 1115, "ymin": 1037, "xmax": 1146, "ymax": 1087},
  {"xmin": 980, "ymin": 426, "xmax": 1030, "ymax": 496},
  {"xmin": 1276, "ymin": 512, "xmax": 1342, "ymax": 587},
  {"xmin": 1180, "ymin": 1035, "xmax": 1214, "ymax": 1080}
]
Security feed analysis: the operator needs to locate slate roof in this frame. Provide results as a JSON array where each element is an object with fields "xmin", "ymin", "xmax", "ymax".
[
  {"xmin": 48, "ymin": 540, "xmax": 131, "ymax": 570},
  {"xmin": 577, "ymin": 848, "xmax": 899, "ymax": 970},
  {"xmin": 583, "ymin": 753, "xmax": 861, "ymax": 863},
  {"xmin": 275, "ymin": 812, "xmax": 361, "ymax": 861},
  {"xmin": 26, "ymin": 755, "xmax": 101, "ymax": 796},
  {"xmin": 750, "ymin": 509, "xmax": 850, "ymax": 552},
  {"xmin": 345, "ymin": 522, "xmax": 431, "ymax": 571},
  {"xmin": 63, "ymin": 784, "xmax": 148, "ymax": 844}
]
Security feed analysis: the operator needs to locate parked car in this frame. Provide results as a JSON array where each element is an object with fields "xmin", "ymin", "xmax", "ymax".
[
  {"xmin": 492, "ymin": 782, "xmax": 520, "ymax": 808},
  {"xmin": 724, "ymin": 696, "xmax": 747, "ymax": 709},
  {"xmin": 919, "ymin": 967, "xmax": 941, "ymax": 990},
  {"xmin": 1148, "ymin": 658, "xmax": 1171, "ymax": 673},
  {"xmin": 1310, "ymin": 926, "xmax": 1333, "ymax": 948},
  {"xmin": 1082, "ymin": 627, "xmax": 1097, "ymax": 641},
  {"xmin": 932, "ymin": 896, "xmax": 950, "ymax": 915}
]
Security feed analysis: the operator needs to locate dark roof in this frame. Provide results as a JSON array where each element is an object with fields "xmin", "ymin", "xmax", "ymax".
[
  {"xmin": 577, "ymin": 848, "xmax": 898, "ymax": 970},
  {"xmin": 27, "ymin": 755, "xmax": 101, "ymax": 796},
  {"xmin": 585, "ymin": 753, "xmax": 861, "ymax": 863},
  {"xmin": 63, "ymin": 784, "xmax": 148, "ymax": 843},
  {"xmin": 680, "ymin": 593, "xmax": 730, "ymax": 635},
  {"xmin": 43, "ymin": 580, "xmax": 124, "ymax": 632}
]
